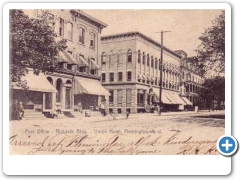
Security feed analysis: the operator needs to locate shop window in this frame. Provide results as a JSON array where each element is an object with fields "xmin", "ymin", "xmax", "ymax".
[
  {"xmin": 117, "ymin": 109, "xmax": 122, "ymax": 114},
  {"xmin": 126, "ymin": 89, "xmax": 131, "ymax": 107}
]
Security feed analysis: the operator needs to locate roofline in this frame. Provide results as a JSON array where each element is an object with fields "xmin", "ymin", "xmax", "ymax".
[
  {"xmin": 71, "ymin": 10, "xmax": 107, "ymax": 28},
  {"xmin": 101, "ymin": 32, "xmax": 181, "ymax": 58}
]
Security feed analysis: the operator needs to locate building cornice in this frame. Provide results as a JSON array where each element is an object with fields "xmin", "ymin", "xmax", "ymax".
[
  {"xmin": 101, "ymin": 31, "xmax": 181, "ymax": 59},
  {"xmin": 70, "ymin": 9, "xmax": 107, "ymax": 29}
]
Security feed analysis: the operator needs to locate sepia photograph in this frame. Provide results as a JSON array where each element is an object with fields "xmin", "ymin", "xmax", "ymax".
[{"xmin": 8, "ymin": 8, "xmax": 225, "ymax": 155}]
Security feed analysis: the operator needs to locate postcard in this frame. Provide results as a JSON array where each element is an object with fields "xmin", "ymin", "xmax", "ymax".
[{"xmin": 3, "ymin": 2, "xmax": 232, "ymax": 175}]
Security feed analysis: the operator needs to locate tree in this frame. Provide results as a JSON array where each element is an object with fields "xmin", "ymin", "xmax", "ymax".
[
  {"xmin": 196, "ymin": 11, "xmax": 225, "ymax": 76},
  {"xmin": 200, "ymin": 76, "xmax": 225, "ymax": 110},
  {"xmin": 10, "ymin": 10, "xmax": 67, "ymax": 89}
]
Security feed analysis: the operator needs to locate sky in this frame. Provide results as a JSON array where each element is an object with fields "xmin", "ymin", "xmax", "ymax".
[{"xmin": 84, "ymin": 9, "xmax": 222, "ymax": 57}]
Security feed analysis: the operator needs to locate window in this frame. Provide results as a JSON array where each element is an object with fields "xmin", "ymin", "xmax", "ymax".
[
  {"xmin": 127, "ymin": 50, "xmax": 132, "ymax": 62},
  {"xmin": 59, "ymin": 18, "xmax": 64, "ymax": 36},
  {"xmin": 90, "ymin": 32, "xmax": 96, "ymax": 48},
  {"xmin": 127, "ymin": 71, "xmax": 132, "ymax": 81},
  {"xmin": 155, "ymin": 59, "xmax": 158, "ymax": 69},
  {"xmin": 126, "ymin": 89, "xmax": 131, "ymax": 107},
  {"xmin": 147, "ymin": 54, "xmax": 150, "ymax": 66},
  {"xmin": 79, "ymin": 67, "xmax": 86, "ymax": 73},
  {"xmin": 118, "ymin": 72, "xmax": 123, "ymax": 82},
  {"xmin": 101, "ymin": 73, "xmax": 106, "ymax": 82},
  {"xmin": 142, "ymin": 52, "xmax": 145, "ymax": 65},
  {"xmin": 138, "ymin": 50, "xmax": 141, "ymax": 63},
  {"xmin": 101, "ymin": 52, "xmax": 106, "ymax": 65},
  {"xmin": 67, "ymin": 23, "xmax": 73, "ymax": 40},
  {"xmin": 67, "ymin": 64, "xmax": 72, "ymax": 70},
  {"xmin": 117, "ymin": 90, "xmax": 122, "ymax": 106},
  {"xmin": 151, "ymin": 56, "xmax": 154, "ymax": 68},
  {"xmin": 182, "ymin": 71, "xmax": 185, "ymax": 79},
  {"xmin": 155, "ymin": 77, "xmax": 158, "ymax": 85},
  {"xmin": 110, "ymin": 72, "xmax": 114, "ymax": 82},
  {"xmin": 109, "ymin": 90, "xmax": 114, "ymax": 103},
  {"xmin": 159, "ymin": 60, "xmax": 161, "ymax": 70},
  {"xmin": 79, "ymin": 27, "xmax": 85, "ymax": 44}
]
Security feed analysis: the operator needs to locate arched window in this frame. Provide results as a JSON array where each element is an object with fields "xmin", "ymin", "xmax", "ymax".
[
  {"xmin": 59, "ymin": 18, "xmax": 64, "ymax": 36},
  {"xmin": 67, "ymin": 23, "xmax": 73, "ymax": 40},
  {"xmin": 56, "ymin": 79, "xmax": 62, "ymax": 103},
  {"xmin": 90, "ymin": 32, "xmax": 96, "ymax": 48},
  {"xmin": 151, "ymin": 56, "xmax": 154, "ymax": 68},
  {"xmin": 127, "ymin": 50, "xmax": 132, "ymax": 62},
  {"xmin": 47, "ymin": 77, "xmax": 53, "ymax": 85},
  {"xmin": 101, "ymin": 52, "xmax": 106, "ymax": 65},
  {"xmin": 79, "ymin": 27, "xmax": 85, "ymax": 44},
  {"xmin": 142, "ymin": 52, "xmax": 145, "ymax": 65},
  {"xmin": 147, "ymin": 54, "xmax": 150, "ymax": 66},
  {"xmin": 155, "ymin": 58, "xmax": 158, "ymax": 69},
  {"xmin": 138, "ymin": 50, "xmax": 141, "ymax": 63}
]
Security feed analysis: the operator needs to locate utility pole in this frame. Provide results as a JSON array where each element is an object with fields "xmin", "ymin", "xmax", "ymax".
[{"xmin": 157, "ymin": 30, "xmax": 170, "ymax": 115}]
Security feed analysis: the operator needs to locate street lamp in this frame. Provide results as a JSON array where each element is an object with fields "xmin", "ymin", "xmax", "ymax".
[{"xmin": 156, "ymin": 30, "xmax": 171, "ymax": 115}]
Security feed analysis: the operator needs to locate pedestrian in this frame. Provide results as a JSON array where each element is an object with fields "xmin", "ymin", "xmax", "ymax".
[
  {"xmin": 126, "ymin": 109, "xmax": 130, "ymax": 119},
  {"xmin": 12, "ymin": 100, "xmax": 19, "ymax": 120},
  {"xmin": 18, "ymin": 101, "xmax": 24, "ymax": 120}
]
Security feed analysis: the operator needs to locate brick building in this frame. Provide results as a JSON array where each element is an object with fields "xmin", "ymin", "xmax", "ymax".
[
  {"xmin": 12, "ymin": 9, "xmax": 110, "ymax": 119},
  {"xmin": 100, "ymin": 32, "xmax": 189, "ymax": 114}
]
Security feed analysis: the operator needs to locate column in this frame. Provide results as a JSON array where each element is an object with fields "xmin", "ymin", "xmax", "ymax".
[
  {"xmin": 43, "ymin": 93, "xmax": 46, "ymax": 110},
  {"xmin": 113, "ymin": 89, "xmax": 118, "ymax": 113},
  {"xmin": 52, "ymin": 92, "xmax": 56, "ymax": 110},
  {"xmin": 51, "ymin": 80, "xmax": 56, "ymax": 110},
  {"xmin": 71, "ymin": 88, "xmax": 74, "ymax": 110},
  {"xmin": 61, "ymin": 86, "xmax": 66, "ymax": 110},
  {"xmin": 131, "ymin": 88, "xmax": 137, "ymax": 113},
  {"xmin": 122, "ymin": 89, "xmax": 127, "ymax": 114}
]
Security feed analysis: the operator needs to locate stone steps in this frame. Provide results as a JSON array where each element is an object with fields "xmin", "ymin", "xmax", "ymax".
[{"xmin": 23, "ymin": 110, "xmax": 46, "ymax": 120}]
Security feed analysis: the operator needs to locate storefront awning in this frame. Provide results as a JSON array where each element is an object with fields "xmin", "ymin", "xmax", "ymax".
[
  {"xmin": 74, "ymin": 77, "xmax": 110, "ymax": 96},
  {"xmin": 170, "ymin": 93, "xmax": 187, "ymax": 105},
  {"xmin": 181, "ymin": 97, "xmax": 193, "ymax": 106},
  {"xmin": 153, "ymin": 88, "xmax": 172, "ymax": 104},
  {"xmin": 165, "ymin": 93, "xmax": 179, "ymax": 104},
  {"xmin": 12, "ymin": 70, "xmax": 57, "ymax": 93}
]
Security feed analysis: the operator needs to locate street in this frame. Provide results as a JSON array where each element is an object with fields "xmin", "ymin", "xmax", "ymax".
[{"xmin": 9, "ymin": 111, "xmax": 225, "ymax": 155}]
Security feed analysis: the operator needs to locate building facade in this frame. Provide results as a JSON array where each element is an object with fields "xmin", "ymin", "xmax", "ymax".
[
  {"xmin": 175, "ymin": 50, "xmax": 205, "ymax": 109},
  {"xmin": 100, "ymin": 32, "xmax": 189, "ymax": 114},
  {"xmin": 12, "ymin": 9, "xmax": 110, "ymax": 119}
]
